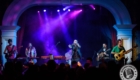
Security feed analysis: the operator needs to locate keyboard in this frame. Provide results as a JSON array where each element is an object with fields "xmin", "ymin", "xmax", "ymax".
[{"xmin": 14, "ymin": 56, "xmax": 66, "ymax": 60}]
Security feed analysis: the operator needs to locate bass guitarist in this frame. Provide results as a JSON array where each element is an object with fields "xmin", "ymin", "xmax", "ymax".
[
  {"xmin": 111, "ymin": 39, "xmax": 126, "ymax": 66},
  {"xmin": 4, "ymin": 39, "xmax": 18, "ymax": 62}
]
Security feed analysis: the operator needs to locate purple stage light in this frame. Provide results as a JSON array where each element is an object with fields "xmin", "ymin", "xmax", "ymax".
[
  {"xmin": 70, "ymin": 9, "xmax": 82, "ymax": 18},
  {"xmin": 57, "ymin": 10, "xmax": 60, "ymax": 12},
  {"xmin": 90, "ymin": 5, "xmax": 96, "ymax": 10},
  {"xmin": 44, "ymin": 10, "xmax": 46, "ymax": 12},
  {"xmin": 68, "ymin": 9, "xmax": 70, "ymax": 11},
  {"xmin": 63, "ymin": 8, "xmax": 66, "ymax": 11},
  {"xmin": 37, "ymin": 11, "xmax": 40, "ymax": 13}
]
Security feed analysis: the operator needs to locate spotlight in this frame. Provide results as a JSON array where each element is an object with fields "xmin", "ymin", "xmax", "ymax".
[
  {"xmin": 68, "ymin": 9, "xmax": 70, "ymax": 11},
  {"xmin": 63, "ymin": 8, "xmax": 66, "ymax": 11},
  {"xmin": 44, "ymin": 10, "xmax": 46, "ymax": 12},
  {"xmin": 37, "ymin": 11, "xmax": 40, "ymax": 13},
  {"xmin": 57, "ymin": 10, "xmax": 60, "ymax": 12}
]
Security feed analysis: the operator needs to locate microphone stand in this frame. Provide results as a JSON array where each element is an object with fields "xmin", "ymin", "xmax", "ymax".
[
  {"xmin": 92, "ymin": 51, "xmax": 97, "ymax": 66},
  {"xmin": 49, "ymin": 42, "xmax": 60, "ymax": 55},
  {"xmin": 92, "ymin": 51, "xmax": 96, "ymax": 60}
]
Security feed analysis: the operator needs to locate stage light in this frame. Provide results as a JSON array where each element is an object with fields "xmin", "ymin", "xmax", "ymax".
[
  {"xmin": 57, "ymin": 10, "xmax": 60, "ymax": 12},
  {"xmin": 68, "ymin": 9, "xmax": 70, "ymax": 11},
  {"xmin": 89, "ymin": 5, "xmax": 96, "ymax": 10},
  {"xmin": 37, "ymin": 11, "xmax": 40, "ymax": 13},
  {"xmin": 44, "ymin": 10, "xmax": 46, "ymax": 12},
  {"xmin": 63, "ymin": 8, "xmax": 66, "ymax": 11}
]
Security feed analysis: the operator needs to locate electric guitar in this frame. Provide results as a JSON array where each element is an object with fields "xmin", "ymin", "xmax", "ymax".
[
  {"xmin": 5, "ymin": 46, "xmax": 23, "ymax": 60},
  {"xmin": 114, "ymin": 45, "xmax": 138, "ymax": 61},
  {"xmin": 5, "ymin": 53, "xmax": 13, "ymax": 60},
  {"xmin": 96, "ymin": 48, "xmax": 111, "ymax": 61}
]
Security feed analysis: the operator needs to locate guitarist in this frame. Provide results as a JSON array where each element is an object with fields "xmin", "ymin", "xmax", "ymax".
[
  {"xmin": 4, "ymin": 39, "xmax": 18, "ymax": 62},
  {"xmin": 111, "ymin": 39, "xmax": 126, "ymax": 66},
  {"xmin": 97, "ymin": 43, "xmax": 110, "ymax": 64}
]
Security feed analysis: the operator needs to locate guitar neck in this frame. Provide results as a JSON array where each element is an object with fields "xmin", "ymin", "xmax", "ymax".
[
  {"xmin": 124, "ymin": 48, "xmax": 133, "ymax": 54},
  {"xmin": 105, "ymin": 49, "xmax": 110, "ymax": 53}
]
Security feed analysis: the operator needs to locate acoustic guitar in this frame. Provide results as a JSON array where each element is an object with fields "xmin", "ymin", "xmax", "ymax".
[
  {"xmin": 114, "ymin": 45, "xmax": 138, "ymax": 61},
  {"xmin": 96, "ymin": 48, "xmax": 111, "ymax": 61}
]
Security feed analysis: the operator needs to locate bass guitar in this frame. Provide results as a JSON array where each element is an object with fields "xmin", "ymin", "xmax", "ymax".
[
  {"xmin": 96, "ymin": 48, "xmax": 111, "ymax": 61},
  {"xmin": 114, "ymin": 45, "xmax": 138, "ymax": 61}
]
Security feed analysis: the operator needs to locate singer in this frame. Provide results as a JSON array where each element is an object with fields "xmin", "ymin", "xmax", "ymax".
[{"xmin": 68, "ymin": 40, "xmax": 82, "ymax": 64}]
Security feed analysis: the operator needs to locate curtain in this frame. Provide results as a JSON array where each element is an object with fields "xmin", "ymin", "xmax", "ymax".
[
  {"xmin": 99, "ymin": 16, "xmax": 117, "ymax": 48},
  {"xmin": 17, "ymin": 13, "xmax": 26, "ymax": 54},
  {"xmin": 133, "ymin": 30, "xmax": 140, "ymax": 60},
  {"xmin": 17, "ymin": 27, "xmax": 25, "ymax": 53},
  {"xmin": 111, "ymin": 27, "xmax": 117, "ymax": 47},
  {"xmin": 99, "ymin": 7, "xmax": 117, "ymax": 48}
]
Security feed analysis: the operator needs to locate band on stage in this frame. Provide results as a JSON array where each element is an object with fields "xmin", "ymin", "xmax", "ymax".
[{"xmin": 3, "ymin": 38, "xmax": 134, "ymax": 66}]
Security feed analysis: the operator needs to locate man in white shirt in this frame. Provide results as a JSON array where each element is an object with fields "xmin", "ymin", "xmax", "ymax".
[{"xmin": 25, "ymin": 43, "xmax": 37, "ymax": 64}]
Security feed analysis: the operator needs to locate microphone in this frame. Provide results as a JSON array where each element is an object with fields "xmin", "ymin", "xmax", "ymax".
[{"xmin": 57, "ymin": 41, "xmax": 60, "ymax": 44}]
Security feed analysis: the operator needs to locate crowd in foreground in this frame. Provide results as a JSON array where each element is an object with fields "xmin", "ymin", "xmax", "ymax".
[{"xmin": 0, "ymin": 58, "xmax": 140, "ymax": 80}]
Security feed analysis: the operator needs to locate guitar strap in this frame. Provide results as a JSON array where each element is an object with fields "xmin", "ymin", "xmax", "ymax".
[
  {"xmin": 11, "ymin": 45, "xmax": 15, "ymax": 53},
  {"xmin": 10, "ymin": 45, "xmax": 15, "ymax": 53}
]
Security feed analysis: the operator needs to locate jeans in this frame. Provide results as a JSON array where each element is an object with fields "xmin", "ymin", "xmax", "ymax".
[{"xmin": 25, "ymin": 58, "xmax": 37, "ymax": 64}]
